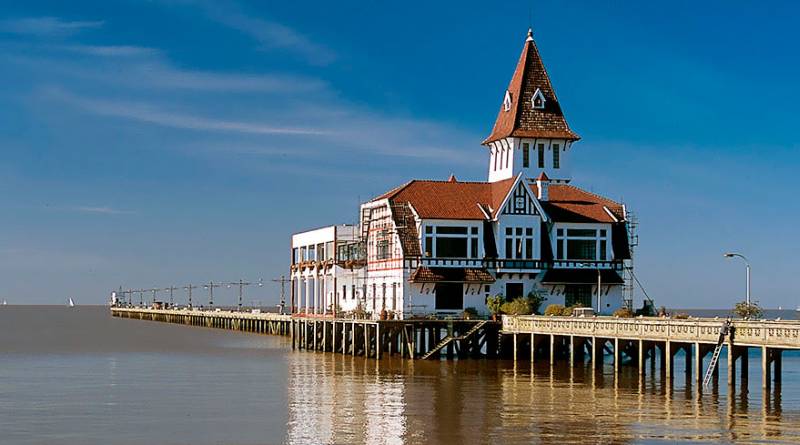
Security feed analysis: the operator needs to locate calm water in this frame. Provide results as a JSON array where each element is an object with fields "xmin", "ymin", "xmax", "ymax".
[{"xmin": 2, "ymin": 306, "xmax": 800, "ymax": 444}]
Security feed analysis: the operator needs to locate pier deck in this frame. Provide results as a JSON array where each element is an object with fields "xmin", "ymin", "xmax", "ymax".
[
  {"xmin": 110, "ymin": 307, "xmax": 499, "ymax": 360},
  {"xmin": 502, "ymin": 315, "xmax": 800, "ymax": 392}
]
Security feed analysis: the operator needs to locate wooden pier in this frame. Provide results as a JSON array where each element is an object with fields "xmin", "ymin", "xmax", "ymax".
[
  {"xmin": 110, "ymin": 308, "xmax": 500, "ymax": 360},
  {"xmin": 502, "ymin": 315, "xmax": 800, "ymax": 392}
]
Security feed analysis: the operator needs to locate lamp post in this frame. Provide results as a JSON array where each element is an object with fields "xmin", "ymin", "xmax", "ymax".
[{"xmin": 724, "ymin": 252, "xmax": 751, "ymax": 306}]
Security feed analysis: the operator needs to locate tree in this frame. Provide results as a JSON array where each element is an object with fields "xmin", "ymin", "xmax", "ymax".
[
  {"xmin": 487, "ymin": 295, "xmax": 505, "ymax": 316},
  {"xmin": 733, "ymin": 301, "xmax": 763, "ymax": 319}
]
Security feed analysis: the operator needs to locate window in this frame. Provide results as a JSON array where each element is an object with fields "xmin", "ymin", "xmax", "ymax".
[
  {"xmin": 505, "ymin": 283, "xmax": 523, "ymax": 301},
  {"xmin": 436, "ymin": 238, "xmax": 467, "ymax": 257},
  {"xmin": 503, "ymin": 90, "xmax": 512, "ymax": 112},
  {"xmin": 292, "ymin": 247, "xmax": 299, "ymax": 264},
  {"xmin": 532, "ymin": 88, "xmax": 546, "ymax": 109},
  {"xmin": 553, "ymin": 144, "xmax": 560, "ymax": 169},
  {"xmin": 392, "ymin": 283, "xmax": 397, "ymax": 310},
  {"xmin": 522, "ymin": 143, "xmax": 530, "ymax": 168},
  {"xmin": 376, "ymin": 239, "xmax": 390, "ymax": 260},
  {"xmin": 555, "ymin": 227, "xmax": 609, "ymax": 261},
  {"xmin": 427, "ymin": 226, "xmax": 479, "ymax": 258},
  {"xmin": 504, "ymin": 226, "xmax": 535, "ymax": 259},
  {"xmin": 435, "ymin": 283, "xmax": 463, "ymax": 310},
  {"xmin": 565, "ymin": 285, "xmax": 593, "ymax": 308},
  {"xmin": 538, "ymin": 143, "xmax": 545, "ymax": 168}
]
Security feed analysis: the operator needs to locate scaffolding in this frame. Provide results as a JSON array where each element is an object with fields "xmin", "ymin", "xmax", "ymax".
[{"xmin": 622, "ymin": 207, "xmax": 639, "ymax": 309}]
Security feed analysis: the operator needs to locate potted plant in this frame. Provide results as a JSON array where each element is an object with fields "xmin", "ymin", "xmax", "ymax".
[{"xmin": 487, "ymin": 294, "xmax": 505, "ymax": 321}]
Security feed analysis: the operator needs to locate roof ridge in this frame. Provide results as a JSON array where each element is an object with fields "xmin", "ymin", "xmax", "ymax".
[{"xmin": 556, "ymin": 183, "xmax": 622, "ymax": 207}]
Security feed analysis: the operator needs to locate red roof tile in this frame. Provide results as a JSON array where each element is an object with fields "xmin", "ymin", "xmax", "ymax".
[
  {"xmin": 532, "ymin": 183, "xmax": 624, "ymax": 223},
  {"xmin": 373, "ymin": 178, "xmax": 623, "ymax": 224},
  {"xmin": 375, "ymin": 177, "xmax": 517, "ymax": 220},
  {"xmin": 484, "ymin": 30, "xmax": 579, "ymax": 145}
]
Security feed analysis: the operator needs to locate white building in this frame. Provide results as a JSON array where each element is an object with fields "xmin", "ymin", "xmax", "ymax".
[{"xmin": 290, "ymin": 29, "xmax": 636, "ymax": 319}]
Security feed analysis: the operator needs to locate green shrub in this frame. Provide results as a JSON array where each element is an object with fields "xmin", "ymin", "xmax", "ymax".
[
  {"xmin": 673, "ymin": 312, "xmax": 690, "ymax": 320},
  {"xmin": 613, "ymin": 307, "xmax": 634, "ymax": 318},
  {"xmin": 561, "ymin": 305, "xmax": 577, "ymax": 316},
  {"xmin": 487, "ymin": 295, "xmax": 505, "ymax": 315},
  {"xmin": 526, "ymin": 291, "xmax": 546, "ymax": 315},
  {"xmin": 500, "ymin": 298, "xmax": 534, "ymax": 315},
  {"xmin": 734, "ymin": 301, "xmax": 763, "ymax": 319},
  {"xmin": 544, "ymin": 304, "xmax": 566, "ymax": 316},
  {"xmin": 463, "ymin": 307, "xmax": 479, "ymax": 320}
]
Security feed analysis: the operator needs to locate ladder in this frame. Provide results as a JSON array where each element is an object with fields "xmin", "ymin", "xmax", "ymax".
[
  {"xmin": 420, "ymin": 320, "xmax": 488, "ymax": 360},
  {"xmin": 703, "ymin": 321, "xmax": 730, "ymax": 387}
]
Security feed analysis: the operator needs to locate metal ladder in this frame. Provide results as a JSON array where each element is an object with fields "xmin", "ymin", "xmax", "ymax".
[{"xmin": 703, "ymin": 321, "xmax": 730, "ymax": 387}]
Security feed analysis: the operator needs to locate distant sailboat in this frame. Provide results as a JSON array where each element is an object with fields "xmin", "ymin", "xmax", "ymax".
[
  {"xmin": 2, "ymin": 299, "xmax": 6, "ymax": 306},
  {"xmin": 68, "ymin": 298, "xmax": 75, "ymax": 308}
]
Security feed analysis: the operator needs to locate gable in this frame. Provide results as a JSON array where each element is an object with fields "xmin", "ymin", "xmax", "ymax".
[{"xmin": 501, "ymin": 181, "xmax": 539, "ymax": 216}]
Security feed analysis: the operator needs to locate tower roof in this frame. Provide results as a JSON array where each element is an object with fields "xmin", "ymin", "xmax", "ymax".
[{"xmin": 483, "ymin": 29, "xmax": 579, "ymax": 145}]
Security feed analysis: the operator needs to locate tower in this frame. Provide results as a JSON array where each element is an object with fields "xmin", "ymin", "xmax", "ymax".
[{"xmin": 483, "ymin": 29, "xmax": 579, "ymax": 184}]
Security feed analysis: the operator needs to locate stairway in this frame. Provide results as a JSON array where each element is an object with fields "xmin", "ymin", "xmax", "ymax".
[
  {"xmin": 421, "ymin": 321, "xmax": 488, "ymax": 360},
  {"xmin": 703, "ymin": 321, "xmax": 731, "ymax": 387}
]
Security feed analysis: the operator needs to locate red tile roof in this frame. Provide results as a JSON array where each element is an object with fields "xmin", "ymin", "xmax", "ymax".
[
  {"xmin": 375, "ymin": 177, "xmax": 517, "ymax": 220},
  {"xmin": 532, "ymin": 183, "xmax": 624, "ymax": 223},
  {"xmin": 484, "ymin": 30, "xmax": 579, "ymax": 145},
  {"xmin": 373, "ymin": 178, "xmax": 623, "ymax": 224}
]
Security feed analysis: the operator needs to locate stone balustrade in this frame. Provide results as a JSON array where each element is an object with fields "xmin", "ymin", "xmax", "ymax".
[{"xmin": 502, "ymin": 315, "xmax": 800, "ymax": 349}]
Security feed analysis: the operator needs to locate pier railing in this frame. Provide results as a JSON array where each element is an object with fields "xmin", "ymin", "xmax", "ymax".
[
  {"xmin": 111, "ymin": 307, "xmax": 291, "ymax": 321},
  {"xmin": 502, "ymin": 315, "xmax": 800, "ymax": 349}
]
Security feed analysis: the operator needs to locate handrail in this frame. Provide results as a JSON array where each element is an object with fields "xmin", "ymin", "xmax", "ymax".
[{"xmin": 501, "ymin": 315, "xmax": 800, "ymax": 349}]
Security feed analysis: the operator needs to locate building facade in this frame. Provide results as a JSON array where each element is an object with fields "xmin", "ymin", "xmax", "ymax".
[{"xmin": 290, "ymin": 29, "xmax": 636, "ymax": 319}]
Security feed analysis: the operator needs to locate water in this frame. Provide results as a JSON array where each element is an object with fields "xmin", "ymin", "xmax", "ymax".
[{"xmin": 2, "ymin": 306, "xmax": 800, "ymax": 444}]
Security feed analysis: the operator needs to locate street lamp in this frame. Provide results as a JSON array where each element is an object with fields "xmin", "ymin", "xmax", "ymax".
[{"xmin": 724, "ymin": 252, "xmax": 751, "ymax": 306}]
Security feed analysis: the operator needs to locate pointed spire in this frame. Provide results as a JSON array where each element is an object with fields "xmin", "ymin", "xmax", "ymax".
[
  {"xmin": 447, "ymin": 174, "xmax": 457, "ymax": 183},
  {"xmin": 483, "ymin": 29, "xmax": 579, "ymax": 145}
]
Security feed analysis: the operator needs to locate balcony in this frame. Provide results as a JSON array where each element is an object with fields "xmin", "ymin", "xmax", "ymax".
[{"xmin": 403, "ymin": 257, "xmax": 623, "ymax": 271}]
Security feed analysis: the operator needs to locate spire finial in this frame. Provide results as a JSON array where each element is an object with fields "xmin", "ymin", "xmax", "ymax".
[{"xmin": 526, "ymin": 28, "xmax": 534, "ymax": 42}]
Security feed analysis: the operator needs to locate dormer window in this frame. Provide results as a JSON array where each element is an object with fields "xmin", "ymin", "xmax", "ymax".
[
  {"xmin": 503, "ymin": 90, "xmax": 512, "ymax": 112},
  {"xmin": 531, "ymin": 88, "xmax": 546, "ymax": 109}
]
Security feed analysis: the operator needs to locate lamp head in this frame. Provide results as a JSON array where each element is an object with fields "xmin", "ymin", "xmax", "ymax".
[{"xmin": 724, "ymin": 253, "xmax": 735, "ymax": 258}]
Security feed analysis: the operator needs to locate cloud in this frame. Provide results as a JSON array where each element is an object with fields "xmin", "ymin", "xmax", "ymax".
[
  {"xmin": 58, "ymin": 45, "xmax": 158, "ymax": 57},
  {"xmin": 195, "ymin": 3, "xmax": 335, "ymax": 65},
  {"xmin": 45, "ymin": 87, "xmax": 329, "ymax": 136},
  {"xmin": 5, "ymin": 50, "xmax": 326, "ymax": 93},
  {"xmin": 0, "ymin": 17, "xmax": 104, "ymax": 37},
  {"xmin": 71, "ymin": 206, "xmax": 134, "ymax": 215}
]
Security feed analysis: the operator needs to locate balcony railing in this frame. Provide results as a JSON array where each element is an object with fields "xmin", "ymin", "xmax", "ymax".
[{"xmin": 403, "ymin": 257, "xmax": 623, "ymax": 271}]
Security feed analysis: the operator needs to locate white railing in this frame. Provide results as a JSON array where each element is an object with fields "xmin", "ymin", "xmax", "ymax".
[
  {"xmin": 502, "ymin": 315, "xmax": 800, "ymax": 349},
  {"xmin": 111, "ymin": 307, "xmax": 291, "ymax": 321}
]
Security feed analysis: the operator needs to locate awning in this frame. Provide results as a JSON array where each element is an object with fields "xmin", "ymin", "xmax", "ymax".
[
  {"xmin": 409, "ymin": 267, "xmax": 496, "ymax": 284},
  {"xmin": 541, "ymin": 269, "xmax": 624, "ymax": 284}
]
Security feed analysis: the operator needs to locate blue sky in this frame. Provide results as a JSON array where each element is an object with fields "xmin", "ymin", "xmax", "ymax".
[{"xmin": 0, "ymin": 1, "xmax": 798, "ymax": 308}]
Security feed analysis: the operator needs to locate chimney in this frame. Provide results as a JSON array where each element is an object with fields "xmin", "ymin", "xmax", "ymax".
[{"xmin": 535, "ymin": 171, "xmax": 550, "ymax": 201}]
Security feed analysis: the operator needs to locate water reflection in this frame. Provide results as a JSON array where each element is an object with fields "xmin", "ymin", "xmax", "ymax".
[{"xmin": 286, "ymin": 352, "xmax": 800, "ymax": 444}]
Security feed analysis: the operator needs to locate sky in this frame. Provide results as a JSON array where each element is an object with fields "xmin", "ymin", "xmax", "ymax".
[{"xmin": 0, "ymin": 1, "xmax": 798, "ymax": 308}]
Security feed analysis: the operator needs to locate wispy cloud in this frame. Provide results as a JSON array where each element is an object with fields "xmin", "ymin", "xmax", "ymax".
[
  {"xmin": 45, "ymin": 87, "xmax": 329, "ymax": 136},
  {"xmin": 5, "ymin": 50, "xmax": 326, "ymax": 93},
  {"xmin": 58, "ymin": 44, "xmax": 157, "ymax": 57},
  {"xmin": 71, "ymin": 206, "xmax": 134, "ymax": 215},
  {"xmin": 195, "ymin": 2, "xmax": 334, "ymax": 65},
  {"xmin": 0, "ymin": 16, "xmax": 104, "ymax": 37}
]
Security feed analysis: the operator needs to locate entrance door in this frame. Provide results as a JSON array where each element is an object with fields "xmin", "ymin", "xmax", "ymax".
[
  {"xmin": 435, "ymin": 283, "xmax": 463, "ymax": 310},
  {"xmin": 505, "ymin": 283, "xmax": 523, "ymax": 301}
]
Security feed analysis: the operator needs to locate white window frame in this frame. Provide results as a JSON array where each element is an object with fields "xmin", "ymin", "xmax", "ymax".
[
  {"xmin": 554, "ymin": 224, "xmax": 610, "ymax": 261},
  {"xmin": 531, "ymin": 88, "xmax": 546, "ymax": 109}
]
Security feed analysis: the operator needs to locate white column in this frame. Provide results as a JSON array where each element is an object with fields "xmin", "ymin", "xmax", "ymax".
[{"xmin": 304, "ymin": 276, "xmax": 310, "ymax": 314}]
